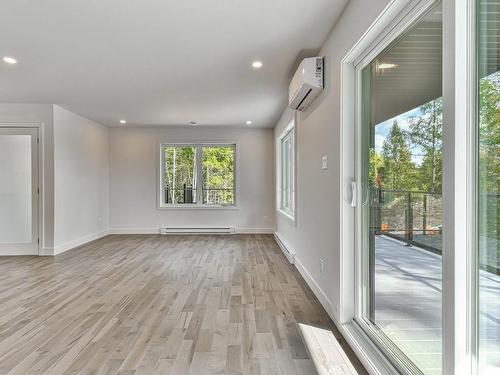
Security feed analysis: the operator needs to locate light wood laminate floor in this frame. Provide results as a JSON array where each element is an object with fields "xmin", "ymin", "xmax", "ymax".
[{"xmin": 0, "ymin": 234, "xmax": 365, "ymax": 374}]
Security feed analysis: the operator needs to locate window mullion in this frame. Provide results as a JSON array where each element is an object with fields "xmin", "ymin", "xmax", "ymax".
[
  {"xmin": 196, "ymin": 146, "xmax": 203, "ymax": 205},
  {"xmin": 160, "ymin": 146, "xmax": 166, "ymax": 206},
  {"xmin": 291, "ymin": 131, "xmax": 295, "ymax": 212}
]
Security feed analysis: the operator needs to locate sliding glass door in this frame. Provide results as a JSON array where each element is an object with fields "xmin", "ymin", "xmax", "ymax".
[
  {"xmin": 477, "ymin": 0, "xmax": 500, "ymax": 372},
  {"xmin": 345, "ymin": 0, "xmax": 500, "ymax": 373},
  {"xmin": 356, "ymin": 2, "xmax": 443, "ymax": 373}
]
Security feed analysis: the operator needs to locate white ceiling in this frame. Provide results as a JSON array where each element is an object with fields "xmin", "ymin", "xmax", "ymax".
[
  {"xmin": 0, "ymin": 0, "xmax": 348, "ymax": 127},
  {"xmin": 371, "ymin": 4, "xmax": 442, "ymax": 125}
]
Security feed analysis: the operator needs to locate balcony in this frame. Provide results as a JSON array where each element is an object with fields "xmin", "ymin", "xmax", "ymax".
[
  {"xmin": 373, "ymin": 189, "xmax": 500, "ymax": 373},
  {"xmin": 373, "ymin": 188, "xmax": 500, "ymax": 274}
]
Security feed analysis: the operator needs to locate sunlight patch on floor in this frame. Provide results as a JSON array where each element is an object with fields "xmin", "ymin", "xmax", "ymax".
[{"xmin": 298, "ymin": 323, "xmax": 359, "ymax": 375}]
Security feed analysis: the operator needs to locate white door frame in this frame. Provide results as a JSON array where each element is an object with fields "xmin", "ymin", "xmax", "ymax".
[{"xmin": 0, "ymin": 123, "xmax": 43, "ymax": 255}]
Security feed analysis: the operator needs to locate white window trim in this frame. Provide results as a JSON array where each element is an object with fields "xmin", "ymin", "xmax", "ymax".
[
  {"xmin": 157, "ymin": 142, "xmax": 238, "ymax": 210},
  {"xmin": 277, "ymin": 120, "xmax": 296, "ymax": 223}
]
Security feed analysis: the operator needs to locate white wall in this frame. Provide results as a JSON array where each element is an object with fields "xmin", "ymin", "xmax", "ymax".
[
  {"xmin": 0, "ymin": 104, "xmax": 55, "ymax": 250},
  {"xmin": 274, "ymin": 0, "xmax": 392, "ymax": 322},
  {"xmin": 53, "ymin": 105, "xmax": 109, "ymax": 252},
  {"xmin": 109, "ymin": 126, "xmax": 274, "ymax": 233}
]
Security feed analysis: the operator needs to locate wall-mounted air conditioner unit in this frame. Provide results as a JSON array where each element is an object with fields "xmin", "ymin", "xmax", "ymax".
[{"xmin": 289, "ymin": 57, "xmax": 324, "ymax": 112}]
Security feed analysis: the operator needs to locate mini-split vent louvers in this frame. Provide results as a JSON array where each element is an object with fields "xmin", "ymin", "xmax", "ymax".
[
  {"xmin": 159, "ymin": 226, "xmax": 235, "ymax": 235},
  {"xmin": 289, "ymin": 57, "xmax": 324, "ymax": 112}
]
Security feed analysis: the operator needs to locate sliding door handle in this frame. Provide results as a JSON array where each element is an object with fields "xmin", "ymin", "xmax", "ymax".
[{"xmin": 350, "ymin": 181, "xmax": 357, "ymax": 207}]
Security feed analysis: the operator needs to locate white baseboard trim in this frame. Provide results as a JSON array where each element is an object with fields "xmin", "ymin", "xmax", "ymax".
[
  {"xmin": 49, "ymin": 230, "xmax": 110, "ymax": 256},
  {"xmin": 108, "ymin": 227, "xmax": 274, "ymax": 235},
  {"xmin": 235, "ymin": 228, "xmax": 274, "ymax": 234},
  {"xmin": 0, "ymin": 248, "xmax": 39, "ymax": 256},
  {"xmin": 274, "ymin": 233, "xmax": 295, "ymax": 263},
  {"xmin": 108, "ymin": 228, "xmax": 159, "ymax": 235},
  {"xmin": 292, "ymin": 252, "xmax": 384, "ymax": 372},
  {"xmin": 294, "ymin": 255, "xmax": 339, "ymax": 325}
]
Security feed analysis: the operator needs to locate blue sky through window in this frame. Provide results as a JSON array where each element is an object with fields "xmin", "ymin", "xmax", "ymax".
[{"xmin": 374, "ymin": 106, "xmax": 427, "ymax": 166}]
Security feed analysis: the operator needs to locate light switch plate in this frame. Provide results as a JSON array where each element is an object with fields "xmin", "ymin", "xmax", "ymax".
[{"xmin": 321, "ymin": 155, "xmax": 327, "ymax": 170}]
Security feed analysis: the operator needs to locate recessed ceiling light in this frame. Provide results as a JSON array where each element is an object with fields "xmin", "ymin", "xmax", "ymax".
[
  {"xmin": 246, "ymin": 120, "xmax": 253, "ymax": 125},
  {"xmin": 3, "ymin": 56, "xmax": 17, "ymax": 64},
  {"xmin": 119, "ymin": 119, "xmax": 127, "ymax": 124},
  {"xmin": 378, "ymin": 62, "xmax": 398, "ymax": 69},
  {"xmin": 190, "ymin": 121, "xmax": 199, "ymax": 126},
  {"xmin": 252, "ymin": 61, "xmax": 263, "ymax": 69}
]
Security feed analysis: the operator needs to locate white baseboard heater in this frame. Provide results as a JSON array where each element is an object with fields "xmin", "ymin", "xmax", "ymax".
[
  {"xmin": 274, "ymin": 233, "xmax": 295, "ymax": 264},
  {"xmin": 159, "ymin": 226, "xmax": 235, "ymax": 235}
]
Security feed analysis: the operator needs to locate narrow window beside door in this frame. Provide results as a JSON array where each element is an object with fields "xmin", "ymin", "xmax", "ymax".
[{"xmin": 278, "ymin": 121, "xmax": 295, "ymax": 221}]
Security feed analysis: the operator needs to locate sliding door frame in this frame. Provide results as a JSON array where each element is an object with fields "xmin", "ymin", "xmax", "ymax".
[
  {"xmin": 339, "ymin": 0, "xmax": 476, "ymax": 373},
  {"xmin": 443, "ymin": 0, "xmax": 477, "ymax": 373},
  {"xmin": 356, "ymin": 1, "xmax": 442, "ymax": 373}
]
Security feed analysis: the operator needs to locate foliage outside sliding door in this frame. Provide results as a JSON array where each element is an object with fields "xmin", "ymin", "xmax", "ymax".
[{"xmin": 477, "ymin": 0, "xmax": 500, "ymax": 372}]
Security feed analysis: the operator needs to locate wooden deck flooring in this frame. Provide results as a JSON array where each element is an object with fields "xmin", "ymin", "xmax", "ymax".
[{"xmin": 0, "ymin": 234, "xmax": 364, "ymax": 375}]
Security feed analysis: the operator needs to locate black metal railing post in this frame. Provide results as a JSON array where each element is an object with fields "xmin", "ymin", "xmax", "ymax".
[
  {"xmin": 374, "ymin": 187, "xmax": 382, "ymax": 235},
  {"xmin": 423, "ymin": 194, "xmax": 427, "ymax": 235},
  {"xmin": 165, "ymin": 187, "xmax": 170, "ymax": 204},
  {"xmin": 405, "ymin": 191, "xmax": 413, "ymax": 247}
]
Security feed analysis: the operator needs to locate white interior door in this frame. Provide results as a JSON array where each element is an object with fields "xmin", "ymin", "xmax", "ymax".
[{"xmin": 0, "ymin": 127, "xmax": 39, "ymax": 255}]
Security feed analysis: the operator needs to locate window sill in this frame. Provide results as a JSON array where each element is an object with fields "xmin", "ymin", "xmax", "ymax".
[
  {"xmin": 277, "ymin": 208, "xmax": 296, "ymax": 224},
  {"xmin": 158, "ymin": 204, "xmax": 239, "ymax": 210}
]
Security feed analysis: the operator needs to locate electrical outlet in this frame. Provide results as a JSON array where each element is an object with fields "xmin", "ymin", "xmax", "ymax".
[
  {"xmin": 321, "ymin": 155, "xmax": 328, "ymax": 170},
  {"xmin": 320, "ymin": 258, "xmax": 325, "ymax": 273}
]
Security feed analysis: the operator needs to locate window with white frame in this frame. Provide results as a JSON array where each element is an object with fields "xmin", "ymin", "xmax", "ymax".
[
  {"xmin": 159, "ymin": 143, "xmax": 235, "ymax": 207},
  {"xmin": 278, "ymin": 121, "xmax": 295, "ymax": 219}
]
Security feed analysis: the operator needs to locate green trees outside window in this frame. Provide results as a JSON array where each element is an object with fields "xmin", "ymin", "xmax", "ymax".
[
  {"xmin": 162, "ymin": 144, "xmax": 235, "ymax": 206},
  {"xmin": 370, "ymin": 97, "xmax": 443, "ymax": 194},
  {"xmin": 164, "ymin": 146, "xmax": 197, "ymax": 204},
  {"xmin": 201, "ymin": 146, "xmax": 235, "ymax": 205}
]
